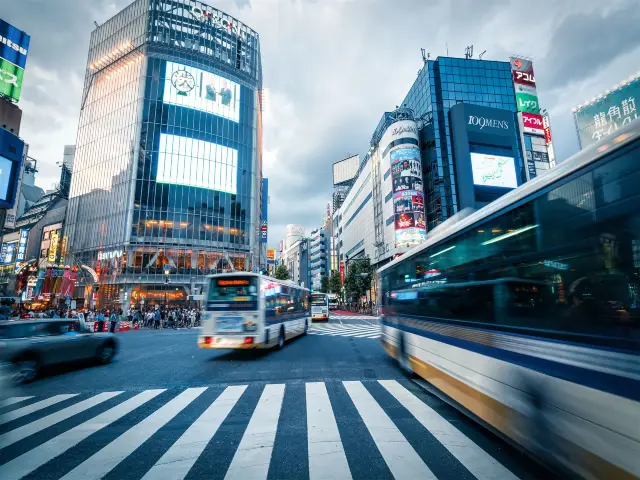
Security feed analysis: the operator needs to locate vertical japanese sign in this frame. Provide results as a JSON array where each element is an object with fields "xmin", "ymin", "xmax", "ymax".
[
  {"xmin": 339, "ymin": 261, "xmax": 345, "ymax": 284},
  {"xmin": 573, "ymin": 77, "xmax": 639, "ymax": 150},
  {"xmin": 541, "ymin": 109, "xmax": 556, "ymax": 167},
  {"xmin": 510, "ymin": 57, "xmax": 540, "ymax": 115},
  {"xmin": 48, "ymin": 231, "xmax": 59, "ymax": 263},
  {"xmin": 16, "ymin": 228, "xmax": 28, "ymax": 261},
  {"xmin": 0, "ymin": 19, "xmax": 30, "ymax": 102}
]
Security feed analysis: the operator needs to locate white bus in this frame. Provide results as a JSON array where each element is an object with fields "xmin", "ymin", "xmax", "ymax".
[
  {"xmin": 310, "ymin": 293, "xmax": 329, "ymax": 321},
  {"xmin": 198, "ymin": 272, "xmax": 310, "ymax": 350}
]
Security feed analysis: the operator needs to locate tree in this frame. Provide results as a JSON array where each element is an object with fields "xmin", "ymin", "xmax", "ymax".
[
  {"xmin": 320, "ymin": 275, "xmax": 329, "ymax": 293},
  {"xmin": 273, "ymin": 263, "xmax": 290, "ymax": 280},
  {"xmin": 344, "ymin": 257, "xmax": 373, "ymax": 301},
  {"xmin": 329, "ymin": 271, "xmax": 342, "ymax": 295}
]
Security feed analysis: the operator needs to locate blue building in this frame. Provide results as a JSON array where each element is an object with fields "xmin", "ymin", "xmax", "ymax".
[
  {"xmin": 402, "ymin": 56, "xmax": 524, "ymax": 230},
  {"xmin": 65, "ymin": 0, "xmax": 263, "ymax": 308}
]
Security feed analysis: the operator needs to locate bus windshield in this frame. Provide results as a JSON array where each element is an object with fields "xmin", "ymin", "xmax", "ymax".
[
  {"xmin": 207, "ymin": 276, "xmax": 258, "ymax": 309},
  {"xmin": 311, "ymin": 294, "xmax": 327, "ymax": 306}
]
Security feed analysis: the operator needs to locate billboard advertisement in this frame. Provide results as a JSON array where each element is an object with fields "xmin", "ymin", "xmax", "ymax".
[
  {"xmin": 573, "ymin": 77, "xmax": 639, "ymax": 150},
  {"xmin": 164, "ymin": 61, "xmax": 241, "ymax": 122},
  {"xmin": 16, "ymin": 228, "xmax": 28, "ymax": 262},
  {"xmin": 156, "ymin": 133, "xmax": 237, "ymax": 194},
  {"xmin": 516, "ymin": 92, "xmax": 540, "ymax": 114},
  {"xmin": 390, "ymin": 147, "xmax": 426, "ymax": 244},
  {"xmin": 521, "ymin": 112, "xmax": 544, "ymax": 135},
  {"xmin": 510, "ymin": 57, "xmax": 536, "ymax": 87},
  {"xmin": 266, "ymin": 249, "xmax": 275, "ymax": 261},
  {"xmin": 0, "ymin": 19, "xmax": 30, "ymax": 103},
  {"xmin": 470, "ymin": 153, "xmax": 518, "ymax": 189}
]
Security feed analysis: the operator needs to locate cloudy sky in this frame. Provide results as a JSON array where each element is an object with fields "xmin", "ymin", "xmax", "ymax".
[{"xmin": 4, "ymin": 0, "xmax": 640, "ymax": 249}]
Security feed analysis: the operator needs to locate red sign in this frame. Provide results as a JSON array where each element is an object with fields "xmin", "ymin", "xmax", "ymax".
[
  {"xmin": 512, "ymin": 70, "xmax": 536, "ymax": 87},
  {"xmin": 521, "ymin": 112, "xmax": 544, "ymax": 135},
  {"xmin": 339, "ymin": 261, "xmax": 345, "ymax": 284}
]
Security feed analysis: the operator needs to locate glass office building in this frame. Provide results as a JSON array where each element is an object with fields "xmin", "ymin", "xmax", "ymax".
[
  {"xmin": 402, "ymin": 57, "xmax": 522, "ymax": 230},
  {"xmin": 65, "ymin": 0, "xmax": 262, "ymax": 308}
]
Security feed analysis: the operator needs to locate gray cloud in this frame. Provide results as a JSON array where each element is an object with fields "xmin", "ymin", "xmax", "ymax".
[{"xmin": 4, "ymin": 0, "xmax": 640, "ymax": 247}]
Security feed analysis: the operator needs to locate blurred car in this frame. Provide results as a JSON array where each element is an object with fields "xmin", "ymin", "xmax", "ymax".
[{"xmin": 0, "ymin": 318, "xmax": 118, "ymax": 384}]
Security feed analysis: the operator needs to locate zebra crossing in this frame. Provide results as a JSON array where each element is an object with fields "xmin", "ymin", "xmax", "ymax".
[
  {"xmin": 329, "ymin": 314, "xmax": 379, "ymax": 321},
  {"xmin": 0, "ymin": 380, "xmax": 523, "ymax": 480},
  {"xmin": 309, "ymin": 323, "xmax": 380, "ymax": 338}
]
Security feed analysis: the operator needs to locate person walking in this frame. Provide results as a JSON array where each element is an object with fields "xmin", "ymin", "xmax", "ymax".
[
  {"xmin": 109, "ymin": 309, "xmax": 118, "ymax": 333},
  {"xmin": 97, "ymin": 310, "xmax": 105, "ymax": 333},
  {"xmin": 154, "ymin": 309, "xmax": 160, "ymax": 329}
]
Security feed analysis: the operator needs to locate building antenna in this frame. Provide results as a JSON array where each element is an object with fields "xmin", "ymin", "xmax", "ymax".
[
  {"xmin": 421, "ymin": 48, "xmax": 427, "ymax": 65},
  {"xmin": 479, "ymin": 50, "xmax": 487, "ymax": 59},
  {"xmin": 93, "ymin": 21, "xmax": 100, "ymax": 28},
  {"xmin": 465, "ymin": 45, "xmax": 474, "ymax": 59}
]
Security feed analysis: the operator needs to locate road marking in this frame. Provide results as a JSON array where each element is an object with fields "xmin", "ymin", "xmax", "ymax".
[
  {"xmin": 379, "ymin": 380, "xmax": 519, "ymax": 480},
  {"xmin": 0, "ymin": 389, "xmax": 164, "ymax": 480},
  {"xmin": 143, "ymin": 385, "xmax": 247, "ymax": 480},
  {"xmin": 61, "ymin": 388, "xmax": 206, "ymax": 480},
  {"xmin": 0, "ymin": 396, "xmax": 33, "ymax": 408},
  {"xmin": 0, "ymin": 393, "xmax": 78, "ymax": 425},
  {"xmin": 306, "ymin": 382, "xmax": 351, "ymax": 480},
  {"xmin": 225, "ymin": 384, "xmax": 285, "ymax": 480},
  {"xmin": 0, "ymin": 392, "xmax": 122, "ymax": 448},
  {"xmin": 343, "ymin": 381, "xmax": 437, "ymax": 480}
]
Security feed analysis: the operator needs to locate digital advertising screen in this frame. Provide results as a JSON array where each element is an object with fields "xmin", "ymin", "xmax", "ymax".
[
  {"xmin": 0, "ymin": 155, "xmax": 13, "ymax": 201},
  {"xmin": 164, "ymin": 61, "xmax": 240, "ymax": 122},
  {"xmin": 390, "ymin": 147, "xmax": 427, "ymax": 244},
  {"xmin": 156, "ymin": 133, "xmax": 237, "ymax": 194},
  {"xmin": 470, "ymin": 153, "xmax": 518, "ymax": 189}
]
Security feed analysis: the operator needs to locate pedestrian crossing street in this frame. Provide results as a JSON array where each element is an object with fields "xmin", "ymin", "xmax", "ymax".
[
  {"xmin": 0, "ymin": 380, "xmax": 523, "ymax": 480},
  {"xmin": 309, "ymin": 323, "xmax": 380, "ymax": 339}
]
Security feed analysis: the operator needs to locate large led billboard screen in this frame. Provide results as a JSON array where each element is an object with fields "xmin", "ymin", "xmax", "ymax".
[
  {"xmin": 573, "ymin": 77, "xmax": 639, "ymax": 150},
  {"xmin": 156, "ymin": 134, "xmax": 237, "ymax": 194},
  {"xmin": 0, "ymin": 19, "xmax": 30, "ymax": 103},
  {"xmin": 164, "ymin": 61, "xmax": 241, "ymax": 122},
  {"xmin": 471, "ymin": 153, "xmax": 517, "ymax": 189},
  {"xmin": 390, "ymin": 147, "xmax": 426, "ymax": 244}
]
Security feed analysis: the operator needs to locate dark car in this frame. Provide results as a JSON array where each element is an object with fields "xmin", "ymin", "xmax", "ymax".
[{"xmin": 0, "ymin": 318, "xmax": 118, "ymax": 384}]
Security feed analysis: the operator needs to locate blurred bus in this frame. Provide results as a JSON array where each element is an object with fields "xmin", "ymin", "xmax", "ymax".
[
  {"xmin": 199, "ymin": 273, "xmax": 310, "ymax": 350},
  {"xmin": 311, "ymin": 293, "xmax": 329, "ymax": 321},
  {"xmin": 378, "ymin": 120, "xmax": 640, "ymax": 479}
]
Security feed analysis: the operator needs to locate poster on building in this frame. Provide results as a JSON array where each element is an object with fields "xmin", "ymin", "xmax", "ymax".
[
  {"xmin": 266, "ymin": 249, "xmax": 276, "ymax": 261},
  {"xmin": 390, "ymin": 147, "xmax": 427, "ymax": 244},
  {"xmin": 573, "ymin": 77, "xmax": 639, "ymax": 150},
  {"xmin": 0, "ymin": 20, "xmax": 30, "ymax": 103},
  {"xmin": 48, "ymin": 231, "xmax": 59, "ymax": 263},
  {"xmin": 16, "ymin": 228, "xmax": 28, "ymax": 261}
]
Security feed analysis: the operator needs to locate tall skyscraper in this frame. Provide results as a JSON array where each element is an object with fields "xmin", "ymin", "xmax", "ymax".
[{"xmin": 65, "ymin": 0, "xmax": 263, "ymax": 308}]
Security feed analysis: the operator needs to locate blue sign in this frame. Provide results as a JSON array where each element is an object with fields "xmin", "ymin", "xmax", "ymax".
[
  {"xmin": 0, "ymin": 129, "xmax": 24, "ymax": 209},
  {"xmin": 1, "ymin": 242, "xmax": 15, "ymax": 264},
  {"xmin": 0, "ymin": 19, "xmax": 30, "ymax": 69},
  {"xmin": 16, "ymin": 228, "xmax": 28, "ymax": 261},
  {"xmin": 260, "ymin": 178, "xmax": 268, "ymax": 244}
]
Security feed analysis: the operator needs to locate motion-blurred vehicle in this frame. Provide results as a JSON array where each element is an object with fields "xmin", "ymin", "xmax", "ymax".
[
  {"xmin": 379, "ymin": 120, "xmax": 640, "ymax": 479},
  {"xmin": 0, "ymin": 318, "xmax": 118, "ymax": 384}
]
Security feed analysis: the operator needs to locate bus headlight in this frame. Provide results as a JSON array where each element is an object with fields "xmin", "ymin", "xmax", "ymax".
[{"xmin": 244, "ymin": 320, "xmax": 257, "ymax": 332}]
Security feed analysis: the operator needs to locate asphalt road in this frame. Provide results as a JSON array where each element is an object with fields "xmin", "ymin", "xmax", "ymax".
[{"xmin": 0, "ymin": 313, "xmax": 555, "ymax": 480}]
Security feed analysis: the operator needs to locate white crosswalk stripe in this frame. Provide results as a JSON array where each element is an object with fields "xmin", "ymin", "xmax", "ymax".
[
  {"xmin": 0, "ymin": 381, "xmax": 520, "ymax": 480},
  {"xmin": 329, "ymin": 315, "xmax": 379, "ymax": 321},
  {"xmin": 0, "ymin": 397, "xmax": 33, "ymax": 409},
  {"xmin": 309, "ymin": 323, "xmax": 380, "ymax": 338}
]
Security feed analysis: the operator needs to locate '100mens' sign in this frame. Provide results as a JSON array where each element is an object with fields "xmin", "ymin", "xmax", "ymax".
[{"xmin": 468, "ymin": 116, "xmax": 509, "ymax": 130}]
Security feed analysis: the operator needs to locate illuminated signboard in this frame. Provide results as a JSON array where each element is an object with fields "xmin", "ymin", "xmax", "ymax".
[
  {"xmin": 48, "ymin": 232, "xmax": 59, "ymax": 263},
  {"xmin": 521, "ymin": 112, "xmax": 545, "ymax": 135},
  {"xmin": 573, "ymin": 76, "xmax": 639, "ymax": 150},
  {"xmin": 16, "ymin": 228, "xmax": 27, "ymax": 261},
  {"xmin": 390, "ymin": 147, "xmax": 427, "ymax": 244},
  {"xmin": 516, "ymin": 92, "xmax": 540, "ymax": 114},
  {"xmin": 217, "ymin": 279, "xmax": 250, "ymax": 286},
  {"xmin": 260, "ymin": 220, "xmax": 267, "ymax": 243},
  {"xmin": 511, "ymin": 57, "xmax": 541, "ymax": 115},
  {"xmin": 470, "ymin": 153, "xmax": 518, "ymax": 189},
  {"xmin": 156, "ymin": 133, "xmax": 237, "ymax": 194},
  {"xmin": 164, "ymin": 61, "xmax": 240, "ymax": 122},
  {"xmin": 1, "ymin": 242, "xmax": 15, "ymax": 264},
  {"xmin": 0, "ymin": 19, "xmax": 29, "ymax": 102},
  {"xmin": 266, "ymin": 249, "xmax": 276, "ymax": 261}
]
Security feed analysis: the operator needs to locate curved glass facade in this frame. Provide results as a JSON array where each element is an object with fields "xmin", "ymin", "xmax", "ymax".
[{"xmin": 65, "ymin": 0, "xmax": 262, "ymax": 307}]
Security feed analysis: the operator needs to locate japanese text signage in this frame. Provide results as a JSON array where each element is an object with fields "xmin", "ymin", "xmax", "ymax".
[
  {"xmin": 511, "ymin": 57, "xmax": 540, "ymax": 115},
  {"xmin": 573, "ymin": 78, "xmax": 639, "ymax": 150},
  {"xmin": 260, "ymin": 221, "xmax": 268, "ymax": 243},
  {"xmin": 16, "ymin": 228, "xmax": 27, "ymax": 261},
  {"xmin": 0, "ymin": 19, "xmax": 30, "ymax": 102},
  {"xmin": 390, "ymin": 147, "xmax": 427, "ymax": 245},
  {"xmin": 521, "ymin": 112, "xmax": 544, "ymax": 135},
  {"xmin": 48, "ymin": 231, "xmax": 59, "ymax": 263}
]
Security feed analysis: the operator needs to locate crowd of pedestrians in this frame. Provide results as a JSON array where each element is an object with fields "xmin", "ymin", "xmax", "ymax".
[{"xmin": 130, "ymin": 306, "xmax": 200, "ymax": 330}]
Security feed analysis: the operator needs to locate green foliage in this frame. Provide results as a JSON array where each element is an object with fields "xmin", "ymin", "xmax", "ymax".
[
  {"xmin": 274, "ymin": 263, "xmax": 291, "ymax": 280},
  {"xmin": 329, "ymin": 270, "xmax": 343, "ymax": 295},
  {"xmin": 344, "ymin": 257, "xmax": 373, "ymax": 300},
  {"xmin": 320, "ymin": 275, "xmax": 330, "ymax": 293}
]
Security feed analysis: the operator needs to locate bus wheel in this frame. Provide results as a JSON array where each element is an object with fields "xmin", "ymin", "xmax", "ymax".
[{"xmin": 277, "ymin": 327, "xmax": 285, "ymax": 350}]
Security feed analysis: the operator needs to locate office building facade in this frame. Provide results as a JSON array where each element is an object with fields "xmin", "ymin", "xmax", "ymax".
[
  {"xmin": 402, "ymin": 56, "xmax": 524, "ymax": 230},
  {"xmin": 309, "ymin": 227, "xmax": 329, "ymax": 290},
  {"xmin": 65, "ymin": 0, "xmax": 263, "ymax": 308}
]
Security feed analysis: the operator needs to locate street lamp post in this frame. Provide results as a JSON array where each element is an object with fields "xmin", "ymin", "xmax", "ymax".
[{"xmin": 163, "ymin": 266, "xmax": 170, "ymax": 310}]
